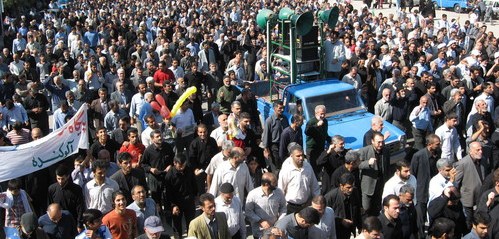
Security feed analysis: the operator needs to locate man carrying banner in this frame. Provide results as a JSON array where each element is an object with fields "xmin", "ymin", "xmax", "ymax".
[{"xmin": 0, "ymin": 104, "xmax": 89, "ymax": 183}]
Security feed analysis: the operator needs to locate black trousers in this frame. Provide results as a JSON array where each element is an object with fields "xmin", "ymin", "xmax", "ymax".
[
  {"xmin": 306, "ymin": 148, "xmax": 323, "ymax": 178},
  {"xmin": 412, "ymin": 127, "xmax": 428, "ymax": 150},
  {"xmin": 172, "ymin": 199, "xmax": 196, "ymax": 236},
  {"xmin": 464, "ymin": 206, "xmax": 474, "ymax": 231},
  {"xmin": 246, "ymin": 62, "xmax": 255, "ymax": 82},
  {"xmin": 415, "ymin": 201, "xmax": 427, "ymax": 239},
  {"xmin": 175, "ymin": 134, "xmax": 194, "ymax": 154},
  {"xmin": 270, "ymin": 143, "xmax": 281, "ymax": 169},
  {"xmin": 232, "ymin": 229, "xmax": 242, "ymax": 239},
  {"xmin": 361, "ymin": 181, "xmax": 382, "ymax": 217},
  {"xmin": 195, "ymin": 173, "xmax": 207, "ymax": 196}
]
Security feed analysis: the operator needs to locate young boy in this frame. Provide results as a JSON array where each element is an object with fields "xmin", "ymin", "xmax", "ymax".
[
  {"xmin": 75, "ymin": 209, "xmax": 112, "ymax": 239},
  {"xmin": 71, "ymin": 156, "xmax": 91, "ymax": 188}
]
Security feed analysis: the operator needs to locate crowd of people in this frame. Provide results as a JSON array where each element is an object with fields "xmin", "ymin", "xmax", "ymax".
[{"xmin": 0, "ymin": 0, "xmax": 499, "ymax": 238}]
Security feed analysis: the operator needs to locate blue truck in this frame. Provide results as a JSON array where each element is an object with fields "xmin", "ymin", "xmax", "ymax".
[
  {"xmin": 254, "ymin": 7, "xmax": 406, "ymax": 160},
  {"xmin": 253, "ymin": 79, "xmax": 407, "ymax": 161},
  {"xmin": 434, "ymin": 0, "xmax": 473, "ymax": 12}
]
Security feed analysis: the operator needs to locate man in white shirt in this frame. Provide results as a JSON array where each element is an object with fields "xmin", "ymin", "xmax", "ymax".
[
  {"xmin": 465, "ymin": 50, "xmax": 481, "ymax": 67},
  {"xmin": 9, "ymin": 53, "xmax": 24, "ymax": 76},
  {"xmin": 435, "ymin": 114, "xmax": 463, "ymax": 161},
  {"xmin": 310, "ymin": 195, "xmax": 337, "ymax": 239},
  {"xmin": 374, "ymin": 88, "xmax": 393, "ymax": 122},
  {"xmin": 206, "ymin": 140, "xmax": 234, "ymax": 190},
  {"xmin": 437, "ymin": 14, "xmax": 450, "ymax": 31},
  {"xmin": 171, "ymin": 100, "xmax": 196, "ymax": 153},
  {"xmin": 214, "ymin": 183, "xmax": 246, "ymax": 239},
  {"xmin": 341, "ymin": 67, "xmax": 362, "ymax": 90},
  {"xmin": 324, "ymin": 31, "xmax": 345, "ymax": 78},
  {"xmin": 382, "ymin": 160, "xmax": 418, "ymax": 204},
  {"xmin": 129, "ymin": 82, "xmax": 147, "ymax": 133},
  {"xmin": 67, "ymin": 28, "xmax": 81, "ymax": 51},
  {"xmin": 140, "ymin": 115, "xmax": 159, "ymax": 148},
  {"xmin": 278, "ymin": 144, "xmax": 320, "ymax": 214},
  {"xmin": 470, "ymin": 82, "xmax": 495, "ymax": 116},
  {"xmin": 380, "ymin": 50, "xmax": 397, "ymax": 73},
  {"xmin": 245, "ymin": 172, "xmax": 287, "ymax": 238},
  {"xmin": 209, "ymin": 147, "xmax": 253, "ymax": 203},
  {"xmin": 210, "ymin": 114, "xmax": 229, "ymax": 147},
  {"xmin": 409, "ymin": 10, "xmax": 422, "ymax": 28},
  {"xmin": 83, "ymin": 160, "xmax": 119, "ymax": 214},
  {"xmin": 428, "ymin": 158, "xmax": 457, "ymax": 203},
  {"xmin": 169, "ymin": 58, "xmax": 184, "ymax": 79}
]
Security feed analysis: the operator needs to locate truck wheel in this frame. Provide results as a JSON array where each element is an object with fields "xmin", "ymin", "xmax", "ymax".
[{"xmin": 453, "ymin": 4, "xmax": 462, "ymax": 13}]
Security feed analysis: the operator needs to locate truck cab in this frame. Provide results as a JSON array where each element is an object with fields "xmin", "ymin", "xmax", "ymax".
[{"xmin": 255, "ymin": 79, "xmax": 406, "ymax": 161}]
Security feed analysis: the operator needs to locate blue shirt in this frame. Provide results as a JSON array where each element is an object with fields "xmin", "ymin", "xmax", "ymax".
[
  {"xmin": 410, "ymin": 106, "xmax": 432, "ymax": 131},
  {"xmin": 138, "ymin": 102, "xmax": 153, "ymax": 130},
  {"xmin": 55, "ymin": 31, "xmax": 67, "ymax": 43},
  {"xmin": 83, "ymin": 31, "xmax": 99, "ymax": 48},
  {"xmin": 310, "ymin": 207, "xmax": 337, "ymax": 239},
  {"xmin": 171, "ymin": 108, "xmax": 196, "ymax": 136},
  {"xmin": 75, "ymin": 225, "xmax": 112, "ymax": 239},
  {"xmin": 12, "ymin": 38, "xmax": 27, "ymax": 53},
  {"xmin": 127, "ymin": 198, "xmax": 159, "ymax": 232},
  {"xmin": 53, "ymin": 108, "xmax": 75, "ymax": 130},
  {"xmin": 4, "ymin": 103, "xmax": 28, "ymax": 127},
  {"xmin": 433, "ymin": 58, "xmax": 447, "ymax": 71},
  {"xmin": 18, "ymin": 27, "xmax": 28, "ymax": 37},
  {"xmin": 44, "ymin": 78, "xmax": 70, "ymax": 109},
  {"xmin": 104, "ymin": 109, "xmax": 127, "ymax": 132},
  {"xmin": 186, "ymin": 42, "xmax": 199, "ymax": 57},
  {"xmin": 38, "ymin": 210, "xmax": 77, "ymax": 239}
]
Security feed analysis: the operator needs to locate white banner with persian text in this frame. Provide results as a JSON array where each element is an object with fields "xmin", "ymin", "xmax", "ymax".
[{"xmin": 0, "ymin": 104, "xmax": 89, "ymax": 182}]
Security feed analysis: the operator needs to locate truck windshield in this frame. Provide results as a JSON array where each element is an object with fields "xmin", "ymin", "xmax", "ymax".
[{"xmin": 305, "ymin": 89, "xmax": 365, "ymax": 117}]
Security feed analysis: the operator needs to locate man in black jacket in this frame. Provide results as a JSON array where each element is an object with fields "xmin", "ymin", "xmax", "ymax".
[
  {"xmin": 188, "ymin": 124, "xmax": 218, "ymax": 195},
  {"xmin": 324, "ymin": 173, "xmax": 362, "ymax": 239},
  {"xmin": 305, "ymin": 105, "xmax": 329, "ymax": 176},
  {"xmin": 379, "ymin": 195, "xmax": 403, "ymax": 239},
  {"xmin": 363, "ymin": 116, "xmax": 387, "ymax": 147},
  {"xmin": 141, "ymin": 129, "xmax": 174, "ymax": 204},
  {"xmin": 359, "ymin": 132, "xmax": 391, "ymax": 217},
  {"xmin": 411, "ymin": 134, "xmax": 441, "ymax": 239},
  {"xmin": 159, "ymin": 81, "xmax": 179, "ymax": 110},
  {"xmin": 428, "ymin": 186, "xmax": 468, "ymax": 238},
  {"xmin": 243, "ymin": 38, "xmax": 260, "ymax": 82},
  {"xmin": 330, "ymin": 151, "xmax": 361, "ymax": 191},
  {"xmin": 111, "ymin": 152, "xmax": 148, "ymax": 204},
  {"xmin": 23, "ymin": 85, "xmax": 50, "ymax": 136},
  {"xmin": 398, "ymin": 185, "xmax": 418, "ymax": 239},
  {"xmin": 47, "ymin": 165, "xmax": 85, "ymax": 231},
  {"xmin": 317, "ymin": 135, "xmax": 349, "ymax": 194},
  {"xmin": 220, "ymin": 33, "xmax": 241, "ymax": 71},
  {"xmin": 164, "ymin": 154, "xmax": 198, "ymax": 235},
  {"xmin": 477, "ymin": 168, "xmax": 499, "ymax": 239}
]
